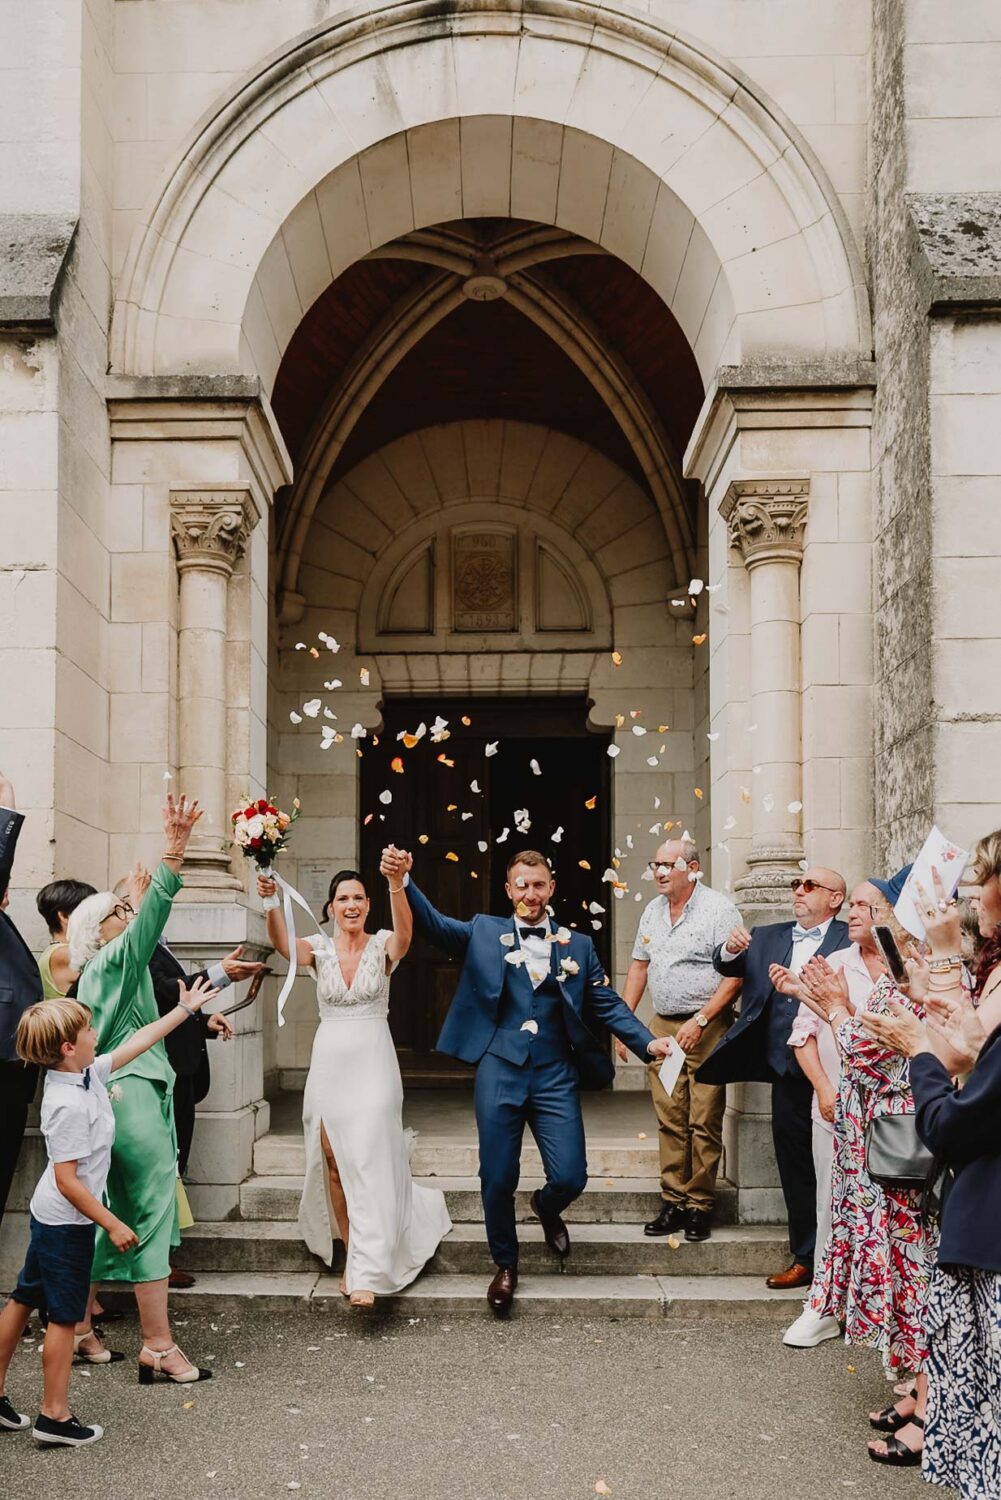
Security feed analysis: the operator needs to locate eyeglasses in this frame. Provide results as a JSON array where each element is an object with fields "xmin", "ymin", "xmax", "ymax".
[
  {"xmin": 789, "ymin": 879, "xmax": 839, "ymax": 895},
  {"xmin": 111, "ymin": 901, "xmax": 134, "ymax": 922},
  {"xmin": 848, "ymin": 900, "xmax": 876, "ymax": 916}
]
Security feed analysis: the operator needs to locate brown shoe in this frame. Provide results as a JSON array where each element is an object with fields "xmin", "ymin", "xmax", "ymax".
[
  {"xmin": 168, "ymin": 1268, "xmax": 196, "ymax": 1291},
  {"xmin": 766, "ymin": 1261, "xmax": 812, "ymax": 1290},
  {"xmin": 487, "ymin": 1266, "xmax": 518, "ymax": 1314}
]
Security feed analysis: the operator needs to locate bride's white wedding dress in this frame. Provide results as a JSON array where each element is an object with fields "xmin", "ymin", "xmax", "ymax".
[{"xmin": 298, "ymin": 929, "xmax": 451, "ymax": 1292}]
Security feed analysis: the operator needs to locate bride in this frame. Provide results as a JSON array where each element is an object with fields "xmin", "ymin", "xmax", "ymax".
[{"xmin": 257, "ymin": 847, "xmax": 450, "ymax": 1306}]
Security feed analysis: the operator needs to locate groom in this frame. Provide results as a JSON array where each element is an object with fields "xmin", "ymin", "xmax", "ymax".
[{"xmin": 397, "ymin": 846, "xmax": 671, "ymax": 1312}]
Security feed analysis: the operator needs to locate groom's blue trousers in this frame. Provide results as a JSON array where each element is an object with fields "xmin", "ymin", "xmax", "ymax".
[{"xmin": 474, "ymin": 1051, "xmax": 588, "ymax": 1268}]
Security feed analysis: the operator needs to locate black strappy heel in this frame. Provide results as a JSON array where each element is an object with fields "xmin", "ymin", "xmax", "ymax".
[{"xmin": 868, "ymin": 1414, "xmax": 924, "ymax": 1466}]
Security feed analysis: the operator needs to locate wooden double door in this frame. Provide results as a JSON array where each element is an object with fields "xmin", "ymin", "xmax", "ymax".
[{"xmin": 360, "ymin": 696, "xmax": 611, "ymax": 1085}]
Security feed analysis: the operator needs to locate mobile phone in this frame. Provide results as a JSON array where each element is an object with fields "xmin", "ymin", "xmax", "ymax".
[{"xmin": 872, "ymin": 925, "xmax": 908, "ymax": 985}]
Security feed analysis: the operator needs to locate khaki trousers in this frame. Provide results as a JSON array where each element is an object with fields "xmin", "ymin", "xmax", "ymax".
[{"xmin": 646, "ymin": 1011, "xmax": 731, "ymax": 1212}]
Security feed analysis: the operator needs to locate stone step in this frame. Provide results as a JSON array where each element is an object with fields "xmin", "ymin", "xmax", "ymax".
[
  {"xmin": 253, "ymin": 1134, "xmax": 659, "ymax": 1180},
  {"xmin": 175, "ymin": 1221, "xmax": 788, "ymax": 1278},
  {"xmin": 238, "ymin": 1174, "xmax": 739, "ymax": 1225},
  {"xmin": 106, "ymin": 1270, "xmax": 804, "ymax": 1320}
]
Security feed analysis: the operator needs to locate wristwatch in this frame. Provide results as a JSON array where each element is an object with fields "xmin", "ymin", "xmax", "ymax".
[{"xmin": 694, "ymin": 1012, "xmax": 709, "ymax": 1030}]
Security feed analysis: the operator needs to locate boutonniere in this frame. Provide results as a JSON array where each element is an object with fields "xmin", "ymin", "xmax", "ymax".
[
  {"xmin": 108, "ymin": 1083, "xmax": 124, "ymax": 1103},
  {"xmin": 559, "ymin": 957, "xmax": 580, "ymax": 978}
]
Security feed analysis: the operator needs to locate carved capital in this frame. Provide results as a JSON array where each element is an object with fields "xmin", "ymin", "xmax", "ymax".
[
  {"xmin": 720, "ymin": 478, "xmax": 809, "ymax": 568},
  {"xmin": 170, "ymin": 488, "xmax": 260, "ymax": 575}
]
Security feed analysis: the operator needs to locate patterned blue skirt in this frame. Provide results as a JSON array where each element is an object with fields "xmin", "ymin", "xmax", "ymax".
[{"xmin": 923, "ymin": 1264, "xmax": 1001, "ymax": 1498}]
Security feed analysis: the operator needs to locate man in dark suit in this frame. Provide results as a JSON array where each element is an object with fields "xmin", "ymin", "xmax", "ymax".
[
  {"xmin": 402, "ymin": 846, "xmax": 672, "ymax": 1313},
  {"xmin": 697, "ymin": 866, "xmax": 849, "ymax": 1289},
  {"xmin": 0, "ymin": 772, "xmax": 44, "ymax": 1229}
]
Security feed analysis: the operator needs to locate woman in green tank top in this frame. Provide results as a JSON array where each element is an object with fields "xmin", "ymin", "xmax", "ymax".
[{"xmin": 36, "ymin": 879, "xmax": 97, "ymax": 997}]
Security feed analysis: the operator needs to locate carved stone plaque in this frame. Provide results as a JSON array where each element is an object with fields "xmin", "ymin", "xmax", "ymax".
[{"xmin": 451, "ymin": 529, "xmax": 516, "ymax": 631}]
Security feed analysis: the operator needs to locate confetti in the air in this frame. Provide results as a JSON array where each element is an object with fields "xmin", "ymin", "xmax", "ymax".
[
  {"xmin": 632, "ymin": 725, "xmax": 647, "ymax": 737},
  {"xmin": 688, "ymin": 579, "xmax": 704, "ymax": 596},
  {"xmin": 579, "ymin": 860, "xmax": 591, "ymax": 870},
  {"xmin": 324, "ymin": 679, "xmax": 342, "ymax": 691},
  {"xmin": 359, "ymin": 667, "xmax": 370, "ymax": 686},
  {"xmin": 530, "ymin": 759, "xmax": 541, "ymax": 776},
  {"xmin": 418, "ymin": 834, "xmax": 429, "ymax": 844},
  {"xmin": 437, "ymin": 754, "xmax": 455, "ymax": 767},
  {"xmin": 607, "ymin": 745, "xmax": 621, "ymax": 759},
  {"xmin": 694, "ymin": 787, "xmax": 704, "ymax": 799},
  {"xmin": 445, "ymin": 851, "xmax": 459, "ymax": 862},
  {"xmin": 692, "ymin": 633, "xmax": 707, "ymax": 646},
  {"xmin": 485, "ymin": 741, "xmax": 499, "ymax": 757},
  {"xmin": 378, "ymin": 790, "xmax": 392, "ymax": 806},
  {"xmin": 430, "ymin": 716, "xmax": 450, "ymax": 743},
  {"xmin": 611, "ymin": 651, "xmax": 623, "ymax": 666},
  {"xmin": 551, "ymin": 827, "xmax": 564, "ymax": 843},
  {"xmin": 390, "ymin": 757, "xmax": 404, "ymax": 774},
  {"xmin": 477, "ymin": 840, "xmax": 488, "ymax": 853},
  {"xmin": 289, "ymin": 711, "xmax": 302, "ymax": 724},
  {"xmin": 303, "ymin": 699, "xmax": 321, "ymax": 718},
  {"xmin": 646, "ymin": 756, "xmax": 659, "ymax": 767},
  {"xmin": 470, "ymin": 779, "xmax": 481, "ymax": 794},
  {"xmin": 496, "ymin": 827, "xmax": 510, "ymax": 843},
  {"xmin": 585, "ymin": 796, "xmax": 597, "ymax": 810},
  {"xmin": 461, "ymin": 715, "xmax": 472, "ymax": 726},
  {"xmin": 788, "ymin": 800, "xmax": 803, "ymax": 813},
  {"xmin": 350, "ymin": 723, "xmax": 366, "ymax": 739}
]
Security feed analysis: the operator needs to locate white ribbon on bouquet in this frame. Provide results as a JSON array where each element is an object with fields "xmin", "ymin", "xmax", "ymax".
[{"xmin": 261, "ymin": 865, "xmax": 328, "ymax": 1028}]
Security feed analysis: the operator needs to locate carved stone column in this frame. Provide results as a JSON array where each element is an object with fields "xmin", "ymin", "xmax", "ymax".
[
  {"xmin": 721, "ymin": 478, "xmax": 809, "ymax": 923},
  {"xmin": 170, "ymin": 488, "xmax": 260, "ymax": 890}
]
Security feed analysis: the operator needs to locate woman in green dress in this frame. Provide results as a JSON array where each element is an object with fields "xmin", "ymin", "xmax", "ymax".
[{"xmin": 67, "ymin": 794, "xmax": 212, "ymax": 1384}]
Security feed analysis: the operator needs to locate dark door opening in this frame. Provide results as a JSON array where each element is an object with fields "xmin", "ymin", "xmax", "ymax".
[{"xmin": 360, "ymin": 696, "xmax": 611, "ymax": 1085}]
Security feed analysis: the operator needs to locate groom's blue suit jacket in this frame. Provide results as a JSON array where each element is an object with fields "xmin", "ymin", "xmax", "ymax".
[{"xmin": 406, "ymin": 880, "xmax": 655, "ymax": 1090}]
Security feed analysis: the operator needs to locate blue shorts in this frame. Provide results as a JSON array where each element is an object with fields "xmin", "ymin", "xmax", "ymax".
[{"xmin": 12, "ymin": 1215, "xmax": 95, "ymax": 1325}]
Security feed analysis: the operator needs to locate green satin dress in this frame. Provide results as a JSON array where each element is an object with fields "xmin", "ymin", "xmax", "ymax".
[{"xmin": 77, "ymin": 863, "xmax": 182, "ymax": 1283}]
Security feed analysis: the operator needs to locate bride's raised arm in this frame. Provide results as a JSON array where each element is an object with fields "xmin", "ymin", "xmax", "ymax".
[
  {"xmin": 381, "ymin": 845, "xmax": 413, "ymax": 965},
  {"xmin": 257, "ymin": 873, "xmax": 316, "ymax": 968}
]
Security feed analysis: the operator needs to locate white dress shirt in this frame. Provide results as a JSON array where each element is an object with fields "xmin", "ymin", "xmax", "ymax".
[
  {"xmin": 517, "ymin": 922, "xmax": 552, "ymax": 990},
  {"xmin": 788, "ymin": 916, "xmax": 834, "ymax": 975}
]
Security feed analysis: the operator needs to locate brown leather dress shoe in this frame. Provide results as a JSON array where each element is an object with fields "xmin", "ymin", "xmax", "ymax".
[
  {"xmin": 487, "ymin": 1266, "xmax": 518, "ymax": 1313},
  {"xmin": 529, "ymin": 1189, "xmax": 571, "ymax": 1259},
  {"xmin": 168, "ymin": 1268, "xmax": 196, "ymax": 1290},
  {"xmin": 766, "ymin": 1261, "xmax": 812, "ymax": 1290}
]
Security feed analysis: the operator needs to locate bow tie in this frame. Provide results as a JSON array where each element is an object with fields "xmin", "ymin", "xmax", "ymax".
[
  {"xmin": 81, "ymin": 1068, "xmax": 91, "ymax": 1091},
  {"xmin": 792, "ymin": 925, "xmax": 822, "ymax": 942},
  {"xmin": 519, "ymin": 926, "xmax": 549, "ymax": 939}
]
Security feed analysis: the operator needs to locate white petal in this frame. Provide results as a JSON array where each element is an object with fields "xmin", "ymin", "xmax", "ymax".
[
  {"xmin": 461, "ymin": 812, "xmax": 473, "ymax": 821},
  {"xmin": 787, "ymin": 800, "xmax": 803, "ymax": 813},
  {"xmin": 496, "ymin": 827, "xmax": 510, "ymax": 843},
  {"xmin": 289, "ymin": 711, "xmax": 303, "ymax": 724},
  {"xmin": 470, "ymin": 779, "xmax": 481, "ymax": 794},
  {"xmin": 588, "ymin": 901, "xmax": 605, "ymax": 914},
  {"xmin": 551, "ymin": 827, "xmax": 564, "ymax": 843},
  {"xmin": 350, "ymin": 723, "xmax": 366, "ymax": 738},
  {"xmin": 646, "ymin": 756, "xmax": 659, "ymax": 767},
  {"xmin": 530, "ymin": 758, "xmax": 541, "ymax": 775},
  {"xmin": 323, "ymin": 708, "xmax": 336, "ymax": 720},
  {"xmin": 302, "ymin": 699, "xmax": 321, "ymax": 718},
  {"xmin": 359, "ymin": 667, "xmax": 370, "ymax": 687},
  {"xmin": 631, "ymin": 725, "xmax": 647, "ymax": 737},
  {"xmin": 499, "ymin": 932, "xmax": 515, "ymax": 947},
  {"xmin": 324, "ymin": 679, "xmax": 342, "ymax": 691},
  {"xmin": 379, "ymin": 790, "xmax": 392, "ymax": 805},
  {"xmin": 688, "ymin": 578, "xmax": 705, "ymax": 596},
  {"xmin": 477, "ymin": 840, "xmax": 489, "ymax": 853},
  {"xmin": 723, "ymin": 815, "xmax": 737, "ymax": 831},
  {"xmin": 485, "ymin": 742, "xmax": 499, "ymax": 757},
  {"xmin": 607, "ymin": 744, "xmax": 621, "ymax": 759}
]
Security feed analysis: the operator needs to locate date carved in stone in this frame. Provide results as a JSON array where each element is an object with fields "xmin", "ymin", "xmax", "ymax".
[
  {"xmin": 170, "ymin": 489, "xmax": 260, "ymax": 574},
  {"xmin": 452, "ymin": 529, "xmax": 516, "ymax": 630},
  {"xmin": 721, "ymin": 479, "xmax": 809, "ymax": 567}
]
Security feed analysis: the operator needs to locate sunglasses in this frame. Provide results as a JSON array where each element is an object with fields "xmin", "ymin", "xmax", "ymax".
[{"xmin": 789, "ymin": 879, "xmax": 838, "ymax": 895}]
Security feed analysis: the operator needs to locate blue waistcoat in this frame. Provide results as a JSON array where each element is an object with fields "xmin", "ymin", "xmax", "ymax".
[{"xmin": 486, "ymin": 962, "xmax": 572, "ymax": 1068}]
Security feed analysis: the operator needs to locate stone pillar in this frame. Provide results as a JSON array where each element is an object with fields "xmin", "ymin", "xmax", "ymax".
[
  {"xmin": 721, "ymin": 479, "xmax": 809, "ymax": 926},
  {"xmin": 170, "ymin": 488, "xmax": 260, "ymax": 891}
]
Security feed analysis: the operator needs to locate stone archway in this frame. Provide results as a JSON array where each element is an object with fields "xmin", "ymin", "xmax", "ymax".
[{"xmin": 111, "ymin": 0, "xmax": 870, "ymax": 387}]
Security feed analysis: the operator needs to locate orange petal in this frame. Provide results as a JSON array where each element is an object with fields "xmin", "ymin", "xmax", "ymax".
[
  {"xmin": 611, "ymin": 651, "xmax": 623, "ymax": 666},
  {"xmin": 390, "ymin": 757, "xmax": 404, "ymax": 774},
  {"xmin": 692, "ymin": 633, "xmax": 707, "ymax": 646},
  {"xmin": 461, "ymin": 715, "xmax": 472, "ymax": 726},
  {"xmin": 694, "ymin": 787, "xmax": 704, "ymax": 799},
  {"xmin": 584, "ymin": 795, "xmax": 597, "ymax": 810},
  {"xmin": 445, "ymin": 851, "xmax": 459, "ymax": 862},
  {"xmin": 657, "ymin": 725, "xmax": 669, "ymax": 733},
  {"xmin": 437, "ymin": 754, "xmax": 455, "ymax": 767},
  {"xmin": 418, "ymin": 834, "xmax": 429, "ymax": 844},
  {"xmin": 402, "ymin": 733, "xmax": 420, "ymax": 749},
  {"xmin": 447, "ymin": 803, "xmax": 458, "ymax": 811},
  {"xmin": 579, "ymin": 859, "xmax": 591, "ymax": 870},
  {"xmin": 363, "ymin": 813, "xmax": 374, "ymax": 825}
]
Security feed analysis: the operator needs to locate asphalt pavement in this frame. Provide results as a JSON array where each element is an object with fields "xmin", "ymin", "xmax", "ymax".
[{"xmin": 1, "ymin": 1306, "xmax": 935, "ymax": 1500}]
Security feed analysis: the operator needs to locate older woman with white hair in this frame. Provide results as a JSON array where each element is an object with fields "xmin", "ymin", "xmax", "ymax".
[{"xmin": 67, "ymin": 794, "xmax": 211, "ymax": 1384}]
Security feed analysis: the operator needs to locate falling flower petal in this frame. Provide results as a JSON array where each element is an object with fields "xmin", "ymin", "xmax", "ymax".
[
  {"xmin": 611, "ymin": 651, "xmax": 622, "ymax": 666},
  {"xmin": 470, "ymin": 779, "xmax": 481, "ymax": 794},
  {"xmin": 485, "ymin": 742, "xmax": 498, "ymax": 757},
  {"xmin": 309, "ymin": 646, "xmax": 320, "ymax": 659},
  {"xmin": 694, "ymin": 787, "xmax": 704, "ymax": 799},
  {"xmin": 461, "ymin": 812, "xmax": 473, "ymax": 822},
  {"xmin": 418, "ymin": 833, "xmax": 429, "ymax": 844},
  {"xmin": 478, "ymin": 840, "xmax": 488, "ymax": 853},
  {"xmin": 654, "ymin": 796, "xmax": 661, "ymax": 809},
  {"xmin": 437, "ymin": 754, "xmax": 455, "ymax": 767},
  {"xmin": 350, "ymin": 723, "xmax": 366, "ymax": 739},
  {"xmin": 162, "ymin": 770, "xmax": 173, "ymax": 780},
  {"xmin": 303, "ymin": 699, "xmax": 321, "ymax": 718},
  {"xmin": 740, "ymin": 786, "xmax": 752, "ymax": 803},
  {"xmin": 323, "ymin": 708, "xmax": 336, "ymax": 720},
  {"xmin": 445, "ymin": 851, "xmax": 459, "ymax": 862},
  {"xmin": 646, "ymin": 757, "xmax": 659, "ymax": 768},
  {"xmin": 530, "ymin": 758, "xmax": 541, "ymax": 775},
  {"xmin": 289, "ymin": 711, "xmax": 302, "ymax": 724},
  {"xmin": 688, "ymin": 579, "xmax": 705, "ymax": 596},
  {"xmin": 324, "ymin": 679, "xmax": 342, "ymax": 690},
  {"xmin": 579, "ymin": 859, "xmax": 591, "ymax": 870},
  {"xmin": 496, "ymin": 827, "xmax": 510, "ymax": 843},
  {"xmin": 614, "ymin": 713, "xmax": 625, "ymax": 729},
  {"xmin": 762, "ymin": 793, "xmax": 775, "ymax": 812},
  {"xmin": 379, "ymin": 790, "xmax": 392, "ymax": 805},
  {"xmin": 461, "ymin": 715, "xmax": 471, "ymax": 726},
  {"xmin": 607, "ymin": 744, "xmax": 621, "ymax": 759},
  {"xmin": 359, "ymin": 667, "xmax": 370, "ymax": 686},
  {"xmin": 499, "ymin": 932, "xmax": 515, "ymax": 947},
  {"xmin": 788, "ymin": 800, "xmax": 803, "ymax": 813},
  {"xmin": 707, "ymin": 731, "xmax": 719, "ymax": 741},
  {"xmin": 589, "ymin": 901, "xmax": 605, "ymax": 914},
  {"xmin": 390, "ymin": 757, "xmax": 404, "ymax": 773},
  {"xmin": 631, "ymin": 725, "xmax": 647, "ymax": 737},
  {"xmin": 584, "ymin": 795, "xmax": 597, "ymax": 810},
  {"xmin": 430, "ymin": 716, "xmax": 450, "ymax": 743},
  {"xmin": 692, "ymin": 633, "xmax": 707, "ymax": 646},
  {"xmin": 723, "ymin": 815, "xmax": 737, "ymax": 831},
  {"xmin": 551, "ymin": 826, "xmax": 564, "ymax": 843}
]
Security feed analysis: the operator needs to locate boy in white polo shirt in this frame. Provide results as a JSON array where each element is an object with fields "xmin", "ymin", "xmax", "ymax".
[{"xmin": 0, "ymin": 979, "xmax": 217, "ymax": 1448}]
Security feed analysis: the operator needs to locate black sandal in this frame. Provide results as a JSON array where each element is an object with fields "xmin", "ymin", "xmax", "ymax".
[
  {"xmin": 869, "ymin": 1386, "xmax": 918, "ymax": 1432},
  {"xmin": 868, "ymin": 1415, "xmax": 924, "ymax": 1466}
]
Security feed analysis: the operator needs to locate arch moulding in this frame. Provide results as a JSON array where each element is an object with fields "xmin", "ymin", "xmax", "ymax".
[{"xmin": 111, "ymin": 0, "xmax": 872, "ymax": 384}]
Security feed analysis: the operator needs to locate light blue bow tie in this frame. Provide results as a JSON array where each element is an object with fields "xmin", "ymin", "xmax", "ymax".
[{"xmin": 792, "ymin": 925, "xmax": 822, "ymax": 942}]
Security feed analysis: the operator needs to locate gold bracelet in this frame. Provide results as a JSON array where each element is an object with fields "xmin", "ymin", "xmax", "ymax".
[
  {"xmin": 163, "ymin": 849, "xmax": 185, "ymax": 860},
  {"xmin": 388, "ymin": 883, "xmax": 404, "ymax": 895}
]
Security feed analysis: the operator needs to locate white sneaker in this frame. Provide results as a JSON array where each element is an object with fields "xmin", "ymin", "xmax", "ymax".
[{"xmin": 782, "ymin": 1305, "xmax": 841, "ymax": 1348}]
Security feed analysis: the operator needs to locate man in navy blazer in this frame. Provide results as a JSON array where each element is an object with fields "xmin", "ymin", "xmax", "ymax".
[
  {"xmin": 0, "ymin": 772, "xmax": 44, "ymax": 1228},
  {"xmin": 697, "ymin": 866, "xmax": 849, "ymax": 1289},
  {"xmin": 402, "ymin": 846, "xmax": 671, "ymax": 1312}
]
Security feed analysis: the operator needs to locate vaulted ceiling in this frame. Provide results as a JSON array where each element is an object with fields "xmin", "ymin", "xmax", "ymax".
[{"xmin": 271, "ymin": 220, "xmax": 704, "ymax": 497}]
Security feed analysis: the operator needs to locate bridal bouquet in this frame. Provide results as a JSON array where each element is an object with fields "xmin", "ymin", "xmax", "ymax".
[{"xmin": 231, "ymin": 795, "xmax": 300, "ymax": 870}]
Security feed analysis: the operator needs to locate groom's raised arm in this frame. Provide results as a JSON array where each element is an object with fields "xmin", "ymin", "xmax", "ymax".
[
  {"xmin": 405, "ymin": 877, "xmax": 475, "ymax": 959},
  {"xmin": 583, "ymin": 943, "xmax": 657, "ymax": 1062}
]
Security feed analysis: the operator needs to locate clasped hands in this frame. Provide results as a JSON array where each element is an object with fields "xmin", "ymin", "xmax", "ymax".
[{"xmin": 380, "ymin": 845, "xmax": 413, "ymax": 883}]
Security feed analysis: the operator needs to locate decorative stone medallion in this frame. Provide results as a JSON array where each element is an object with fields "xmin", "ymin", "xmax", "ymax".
[{"xmin": 451, "ymin": 529, "xmax": 517, "ymax": 630}]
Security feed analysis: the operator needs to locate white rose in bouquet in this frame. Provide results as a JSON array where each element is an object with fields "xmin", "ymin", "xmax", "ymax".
[
  {"xmin": 244, "ymin": 814, "xmax": 265, "ymax": 840},
  {"xmin": 234, "ymin": 823, "xmax": 252, "ymax": 847}
]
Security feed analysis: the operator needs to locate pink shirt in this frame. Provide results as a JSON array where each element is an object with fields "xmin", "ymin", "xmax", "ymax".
[{"xmin": 788, "ymin": 943, "xmax": 879, "ymax": 1135}]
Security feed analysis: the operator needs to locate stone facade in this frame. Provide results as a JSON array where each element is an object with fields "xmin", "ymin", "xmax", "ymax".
[{"xmin": 3, "ymin": 0, "xmax": 1001, "ymax": 1253}]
